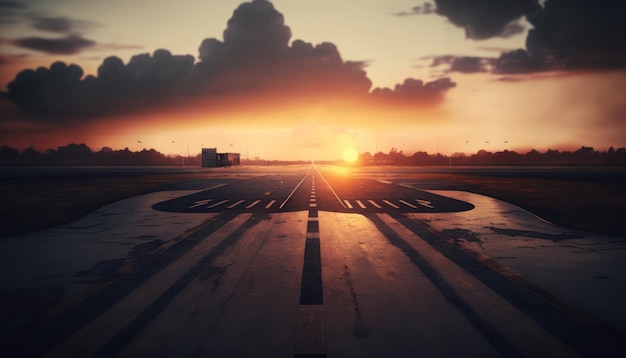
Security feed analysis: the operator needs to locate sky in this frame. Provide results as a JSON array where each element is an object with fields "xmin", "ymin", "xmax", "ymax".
[{"xmin": 1, "ymin": 0, "xmax": 625, "ymax": 160}]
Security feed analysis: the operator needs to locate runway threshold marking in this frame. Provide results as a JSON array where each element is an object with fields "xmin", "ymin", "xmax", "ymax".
[
  {"xmin": 246, "ymin": 200, "xmax": 261, "ymax": 209},
  {"xmin": 383, "ymin": 200, "xmax": 400, "ymax": 209},
  {"xmin": 356, "ymin": 200, "xmax": 367, "ymax": 209},
  {"xmin": 189, "ymin": 199, "xmax": 212, "ymax": 209},
  {"xmin": 416, "ymin": 199, "xmax": 434, "ymax": 208},
  {"xmin": 265, "ymin": 200, "xmax": 276, "ymax": 209},
  {"xmin": 343, "ymin": 200, "xmax": 353, "ymax": 209},
  {"xmin": 227, "ymin": 200, "xmax": 245, "ymax": 209},
  {"xmin": 368, "ymin": 200, "xmax": 382, "ymax": 209},
  {"xmin": 207, "ymin": 200, "xmax": 228, "ymax": 209},
  {"xmin": 399, "ymin": 199, "xmax": 418, "ymax": 209}
]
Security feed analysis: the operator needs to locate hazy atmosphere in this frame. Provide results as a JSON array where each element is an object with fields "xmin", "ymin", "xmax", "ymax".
[{"xmin": 1, "ymin": 0, "xmax": 625, "ymax": 160}]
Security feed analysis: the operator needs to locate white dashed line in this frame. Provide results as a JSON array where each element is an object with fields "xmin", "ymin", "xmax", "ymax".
[
  {"xmin": 227, "ymin": 200, "xmax": 245, "ymax": 209},
  {"xmin": 399, "ymin": 199, "xmax": 418, "ymax": 209},
  {"xmin": 188, "ymin": 199, "xmax": 212, "ymax": 209},
  {"xmin": 382, "ymin": 200, "xmax": 400, "ymax": 209},
  {"xmin": 356, "ymin": 200, "xmax": 367, "ymax": 209},
  {"xmin": 207, "ymin": 200, "xmax": 229, "ymax": 209},
  {"xmin": 416, "ymin": 199, "xmax": 434, "ymax": 208},
  {"xmin": 246, "ymin": 200, "xmax": 261, "ymax": 208},
  {"xmin": 343, "ymin": 200, "xmax": 353, "ymax": 209},
  {"xmin": 368, "ymin": 200, "xmax": 382, "ymax": 208},
  {"xmin": 265, "ymin": 200, "xmax": 276, "ymax": 209}
]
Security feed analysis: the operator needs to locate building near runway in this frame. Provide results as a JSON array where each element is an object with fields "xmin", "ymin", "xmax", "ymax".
[{"xmin": 201, "ymin": 148, "xmax": 240, "ymax": 167}]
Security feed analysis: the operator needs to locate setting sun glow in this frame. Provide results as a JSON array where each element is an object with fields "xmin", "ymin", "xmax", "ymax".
[{"xmin": 343, "ymin": 147, "xmax": 359, "ymax": 163}]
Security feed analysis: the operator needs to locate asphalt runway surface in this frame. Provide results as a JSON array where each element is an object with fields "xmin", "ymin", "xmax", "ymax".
[{"xmin": 2, "ymin": 165, "xmax": 625, "ymax": 357}]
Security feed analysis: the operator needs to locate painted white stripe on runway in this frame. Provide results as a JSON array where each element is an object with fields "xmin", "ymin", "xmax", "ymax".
[
  {"xmin": 306, "ymin": 232, "xmax": 320, "ymax": 239},
  {"xmin": 356, "ymin": 200, "xmax": 367, "ymax": 209},
  {"xmin": 208, "ymin": 200, "xmax": 229, "ymax": 208},
  {"xmin": 265, "ymin": 200, "xmax": 276, "ymax": 209},
  {"xmin": 382, "ymin": 200, "xmax": 400, "ymax": 209},
  {"xmin": 378, "ymin": 180, "xmax": 392, "ymax": 184},
  {"xmin": 246, "ymin": 200, "xmax": 261, "ymax": 208},
  {"xmin": 189, "ymin": 199, "xmax": 212, "ymax": 209},
  {"xmin": 416, "ymin": 199, "xmax": 434, "ymax": 208},
  {"xmin": 310, "ymin": 203, "xmax": 317, "ymax": 208},
  {"xmin": 280, "ymin": 173, "xmax": 308, "ymax": 209},
  {"xmin": 227, "ymin": 200, "xmax": 245, "ymax": 209},
  {"xmin": 399, "ymin": 199, "xmax": 418, "ymax": 209},
  {"xmin": 368, "ymin": 200, "xmax": 382, "ymax": 208},
  {"xmin": 343, "ymin": 200, "xmax": 353, "ymax": 209}
]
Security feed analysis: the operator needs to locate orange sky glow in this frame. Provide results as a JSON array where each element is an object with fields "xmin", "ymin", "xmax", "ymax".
[{"xmin": 1, "ymin": 0, "xmax": 625, "ymax": 160}]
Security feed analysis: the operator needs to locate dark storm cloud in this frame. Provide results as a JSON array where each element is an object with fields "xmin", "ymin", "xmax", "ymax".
[
  {"xmin": 434, "ymin": 0, "xmax": 539, "ymax": 39},
  {"xmin": 10, "ymin": 35, "xmax": 95, "ymax": 55},
  {"xmin": 430, "ymin": 55, "xmax": 493, "ymax": 73},
  {"xmin": 494, "ymin": 0, "xmax": 626, "ymax": 73},
  {"xmin": 2, "ymin": 0, "xmax": 455, "ymax": 123},
  {"xmin": 0, "ymin": 0, "xmax": 26, "ymax": 25},
  {"xmin": 371, "ymin": 77, "xmax": 456, "ymax": 105},
  {"xmin": 525, "ymin": 0, "xmax": 626, "ymax": 70},
  {"xmin": 393, "ymin": 2, "xmax": 435, "ymax": 17}
]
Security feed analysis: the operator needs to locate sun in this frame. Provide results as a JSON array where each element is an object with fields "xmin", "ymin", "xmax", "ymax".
[{"xmin": 342, "ymin": 147, "xmax": 359, "ymax": 163}]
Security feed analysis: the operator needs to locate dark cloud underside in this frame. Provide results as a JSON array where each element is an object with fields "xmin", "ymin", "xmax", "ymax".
[
  {"xmin": 496, "ymin": 0, "xmax": 626, "ymax": 73},
  {"xmin": 10, "ymin": 35, "xmax": 95, "ymax": 55},
  {"xmin": 3, "ymin": 0, "xmax": 455, "ymax": 123},
  {"xmin": 434, "ymin": 0, "xmax": 539, "ymax": 39}
]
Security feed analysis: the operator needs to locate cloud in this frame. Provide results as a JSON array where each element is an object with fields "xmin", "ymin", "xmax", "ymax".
[
  {"xmin": 0, "ymin": 0, "xmax": 26, "ymax": 25},
  {"xmin": 10, "ymin": 35, "xmax": 95, "ymax": 55},
  {"xmin": 393, "ymin": 2, "xmax": 435, "ymax": 17},
  {"xmin": 434, "ymin": 0, "xmax": 539, "ymax": 39},
  {"xmin": 493, "ymin": 0, "xmax": 626, "ymax": 74},
  {"xmin": 430, "ymin": 55, "xmax": 493, "ymax": 73},
  {"xmin": 2, "ymin": 0, "xmax": 456, "ymax": 125},
  {"xmin": 29, "ymin": 15, "xmax": 100, "ymax": 34},
  {"xmin": 525, "ymin": 0, "xmax": 626, "ymax": 70},
  {"xmin": 371, "ymin": 77, "xmax": 457, "ymax": 105}
]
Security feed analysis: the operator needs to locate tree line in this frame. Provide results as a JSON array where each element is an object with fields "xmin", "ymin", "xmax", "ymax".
[
  {"xmin": 358, "ymin": 146, "xmax": 626, "ymax": 166},
  {"xmin": 1, "ymin": 143, "xmax": 626, "ymax": 166}
]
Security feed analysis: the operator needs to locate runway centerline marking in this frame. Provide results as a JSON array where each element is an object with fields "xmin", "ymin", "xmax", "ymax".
[{"xmin": 314, "ymin": 167, "xmax": 346, "ymax": 209}]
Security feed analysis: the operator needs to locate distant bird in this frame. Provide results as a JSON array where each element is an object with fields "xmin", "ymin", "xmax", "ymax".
[
  {"xmin": 485, "ymin": 141, "xmax": 490, "ymax": 143},
  {"xmin": 137, "ymin": 140, "xmax": 142, "ymax": 144},
  {"xmin": 504, "ymin": 140, "xmax": 508, "ymax": 143},
  {"xmin": 465, "ymin": 140, "xmax": 469, "ymax": 143},
  {"xmin": 171, "ymin": 141, "xmax": 175, "ymax": 143}
]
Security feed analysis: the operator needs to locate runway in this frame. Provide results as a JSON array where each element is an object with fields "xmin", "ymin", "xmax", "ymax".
[{"xmin": 1, "ymin": 165, "xmax": 625, "ymax": 357}]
